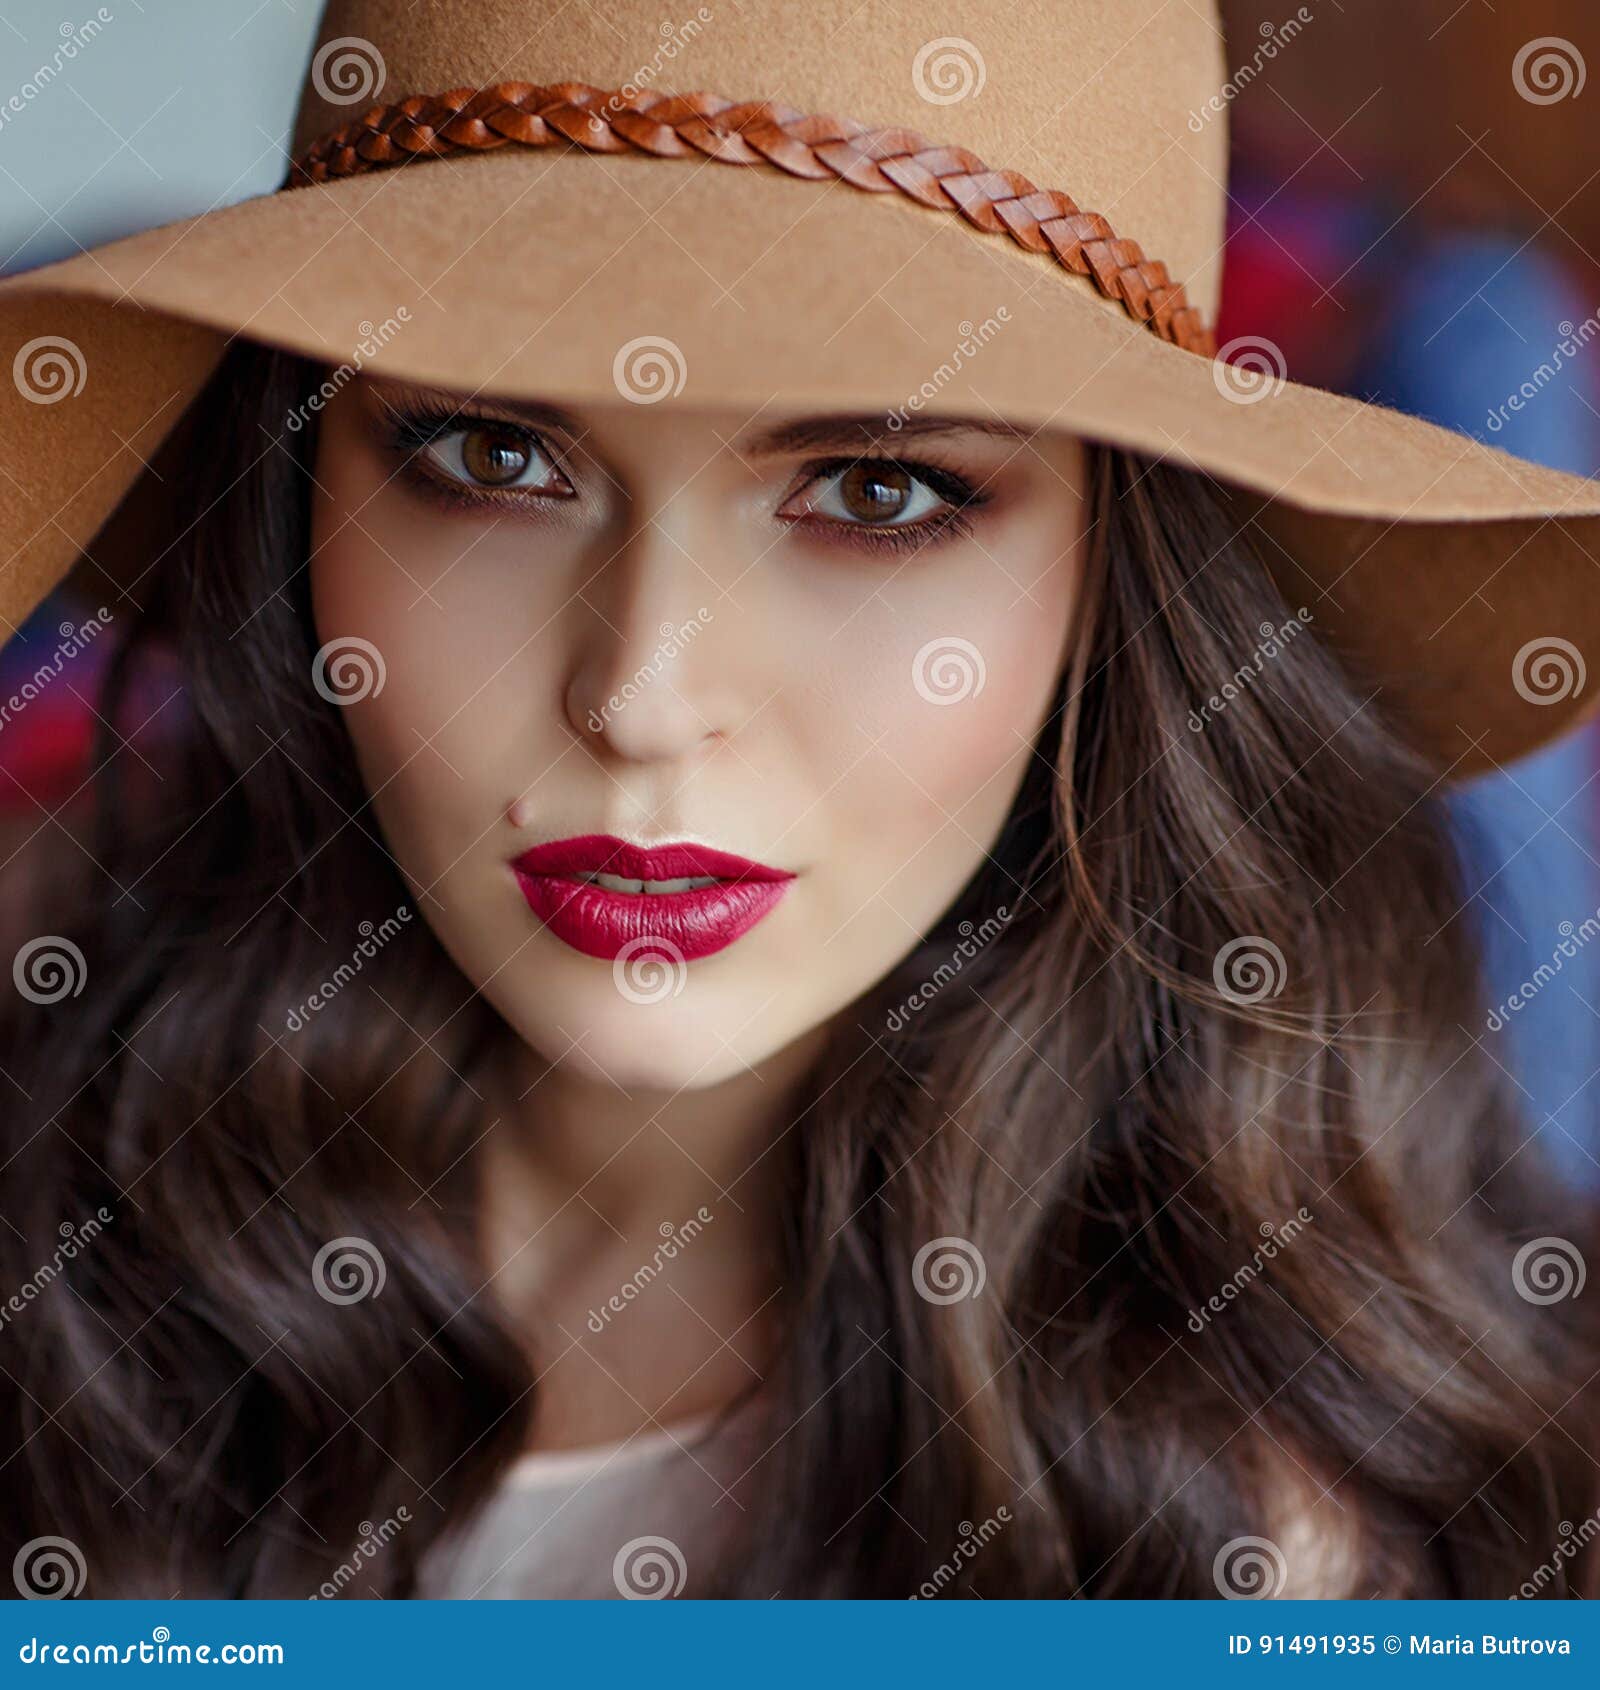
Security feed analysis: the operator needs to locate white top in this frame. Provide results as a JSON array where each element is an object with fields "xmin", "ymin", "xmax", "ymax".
[{"xmin": 416, "ymin": 1407, "xmax": 760, "ymax": 1599}]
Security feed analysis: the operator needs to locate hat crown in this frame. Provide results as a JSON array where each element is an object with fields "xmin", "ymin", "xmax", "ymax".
[{"xmin": 292, "ymin": 0, "xmax": 1229, "ymax": 315}]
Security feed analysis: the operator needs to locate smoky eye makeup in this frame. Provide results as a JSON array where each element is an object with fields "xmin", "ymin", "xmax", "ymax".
[
  {"xmin": 367, "ymin": 387, "xmax": 1001, "ymax": 556},
  {"xmin": 370, "ymin": 393, "xmax": 580, "ymax": 514},
  {"xmin": 773, "ymin": 452, "xmax": 997, "ymax": 558}
]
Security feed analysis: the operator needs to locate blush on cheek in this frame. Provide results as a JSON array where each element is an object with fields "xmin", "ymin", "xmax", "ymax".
[
  {"xmin": 855, "ymin": 596, "xmax": 1073, "ymax": 760},
  {"xmin": 310, "ymin": 541, "xmax": 509, "ymax": 787},
  {"xmin": 898, "ymin": 668, "xmax": 1047, "ymax": 844},
  {"xmin": 307, "ymin": 569, "xmax": 422, "ymax": 787},
  {"xmin": 877, "ymin": 575, "xmax": 1080, "ymax": 861}
]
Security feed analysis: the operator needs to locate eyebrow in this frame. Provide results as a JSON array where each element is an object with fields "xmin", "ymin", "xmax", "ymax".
[
  {"xmin": 733, "ymin": 412, "xmax": 1031, "ymax": 453},
  {"xmin": 369, "ymin": 381, "xmax": 1029, "ymax": 454}
]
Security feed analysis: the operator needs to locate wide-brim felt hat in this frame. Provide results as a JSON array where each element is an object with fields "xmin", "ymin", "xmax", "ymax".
[{"xmin": 3, "ymin": 0, "xmax": 1598, "ymax": 777}]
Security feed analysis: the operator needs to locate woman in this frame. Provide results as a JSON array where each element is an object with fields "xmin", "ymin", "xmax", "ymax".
[{"xmin": 1, "ymin": 0, "xmax": 1598, "ymax": 1600}]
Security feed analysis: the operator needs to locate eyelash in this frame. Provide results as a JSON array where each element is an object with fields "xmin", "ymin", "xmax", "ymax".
[
  {"xmin": 377, "ymin": 402, "xmax": 993, "ymax": 557},
  {"xmin": 380, "ymin": 402, "xmax": 573, "ymax": 510}
]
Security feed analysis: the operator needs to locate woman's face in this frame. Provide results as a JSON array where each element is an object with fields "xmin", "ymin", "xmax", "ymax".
[{"xmin": 309, "ymin": 375, "xmax": 1086, "ymax": 1090}]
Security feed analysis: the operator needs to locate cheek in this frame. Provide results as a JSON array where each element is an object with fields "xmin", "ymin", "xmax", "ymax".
[
  {"xmin": 826, "ymin": 550, "xmax": 1076, "ymax": 833},
  {"xmin": 306, "ymin": 445, "xmax": 569, "ymax": 860},
  {"xmin": 308, "ymin": 563, "xmax": 457, "ymax": 898},
  {"xmin": 793, "ymin": 531, "xmax": 1080, "ymax": 944},
  {"xmin": 311, "ymin": 572, "xmax": 469, "ymax": 782}
]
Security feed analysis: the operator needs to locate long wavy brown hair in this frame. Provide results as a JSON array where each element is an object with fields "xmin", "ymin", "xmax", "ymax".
[{"xmin": 2, "ymin": 341, "xmax": 1596, "ymax": 1599}]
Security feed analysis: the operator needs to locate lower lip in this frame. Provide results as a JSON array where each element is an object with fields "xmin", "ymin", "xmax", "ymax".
[{"xmin": 511, "ymin": 871, "xmax": 792, "ymax": 962}]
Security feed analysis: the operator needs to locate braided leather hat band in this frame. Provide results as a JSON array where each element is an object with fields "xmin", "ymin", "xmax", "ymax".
[{"xmin": 289, "ymin": 80, "xmax": 1217, "ymax": 359}]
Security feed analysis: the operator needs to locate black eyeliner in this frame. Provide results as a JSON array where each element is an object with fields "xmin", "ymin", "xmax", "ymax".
[
  {"xmin": 372, "ymin": 401, "xmax": 995, "ymax": 550},
  {"xmin": 373, "ymin": 400, "xmax": 575, "ymax": 511},
  {"xmin": 795, "ymin": 452, "xmax": 992, "ymax": 512}
]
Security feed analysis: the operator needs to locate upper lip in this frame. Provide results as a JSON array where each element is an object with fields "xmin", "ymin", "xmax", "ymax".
[{"xmin": 509, "ymin": 832, "xmax": 793, "ymax": 884}]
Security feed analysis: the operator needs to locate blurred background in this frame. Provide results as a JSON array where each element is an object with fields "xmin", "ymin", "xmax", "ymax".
[
  {"xmin": 1212, "ymin": 0, "xmax": 1600, "ymax": 1192},
  {"xmin": 2, "ymin": 0, "xmax": 1599, "ymax": 1183}
]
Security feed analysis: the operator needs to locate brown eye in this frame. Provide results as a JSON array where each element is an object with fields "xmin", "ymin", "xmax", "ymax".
[
  {"xmin": 461, "ymin": 424, "xmax": 533, "ymax": 486},
  {"xmin": 838, "ymin": 462, "xmax": 913, "ymax": 523},
  {"xmin": 416, "ymin": 420, "xmax": 569, "ymax": 496},
  {"xmin": 793, "ymin": 460, "xmax": 949, "ymax": 529}
]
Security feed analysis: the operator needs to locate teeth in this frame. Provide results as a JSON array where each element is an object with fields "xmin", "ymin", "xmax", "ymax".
[{"xmin": 578, "ymin": 871, "xmax": 721, "ymax": 894}]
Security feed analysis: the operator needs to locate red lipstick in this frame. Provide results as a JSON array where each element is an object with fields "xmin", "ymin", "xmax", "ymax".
[{"xmin": 509, "ymin": 833, "xmax": 794, "ymax": 962}]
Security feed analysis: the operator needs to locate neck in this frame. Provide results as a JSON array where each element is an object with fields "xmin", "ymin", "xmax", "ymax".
[
  {"xmin": 487, "ymin": 1024, "xmax": 827, "ymax": 1224},
  {"xmin": 473, "ymin": 1025, "xmax": 830, "ymax": 1450}
]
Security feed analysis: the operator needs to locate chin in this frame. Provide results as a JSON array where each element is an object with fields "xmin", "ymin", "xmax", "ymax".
[
  {"xmin": 554, "ymin": 1042, "xmax": 759, "ymax": 1092},
  {"xmin": 506, "ymin": 991, "xmax": 800, "ymax": 1093}
]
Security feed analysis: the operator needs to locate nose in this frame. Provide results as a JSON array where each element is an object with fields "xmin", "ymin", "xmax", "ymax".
[{"xmin": 562, "ymin": 512, "xmax": 739, "ymax": 764}]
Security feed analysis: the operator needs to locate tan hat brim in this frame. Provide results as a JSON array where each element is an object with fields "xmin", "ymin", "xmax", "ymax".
[{"xmin": 4, "ymin": 147, "xmax": 1599, "ymax": 773}]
